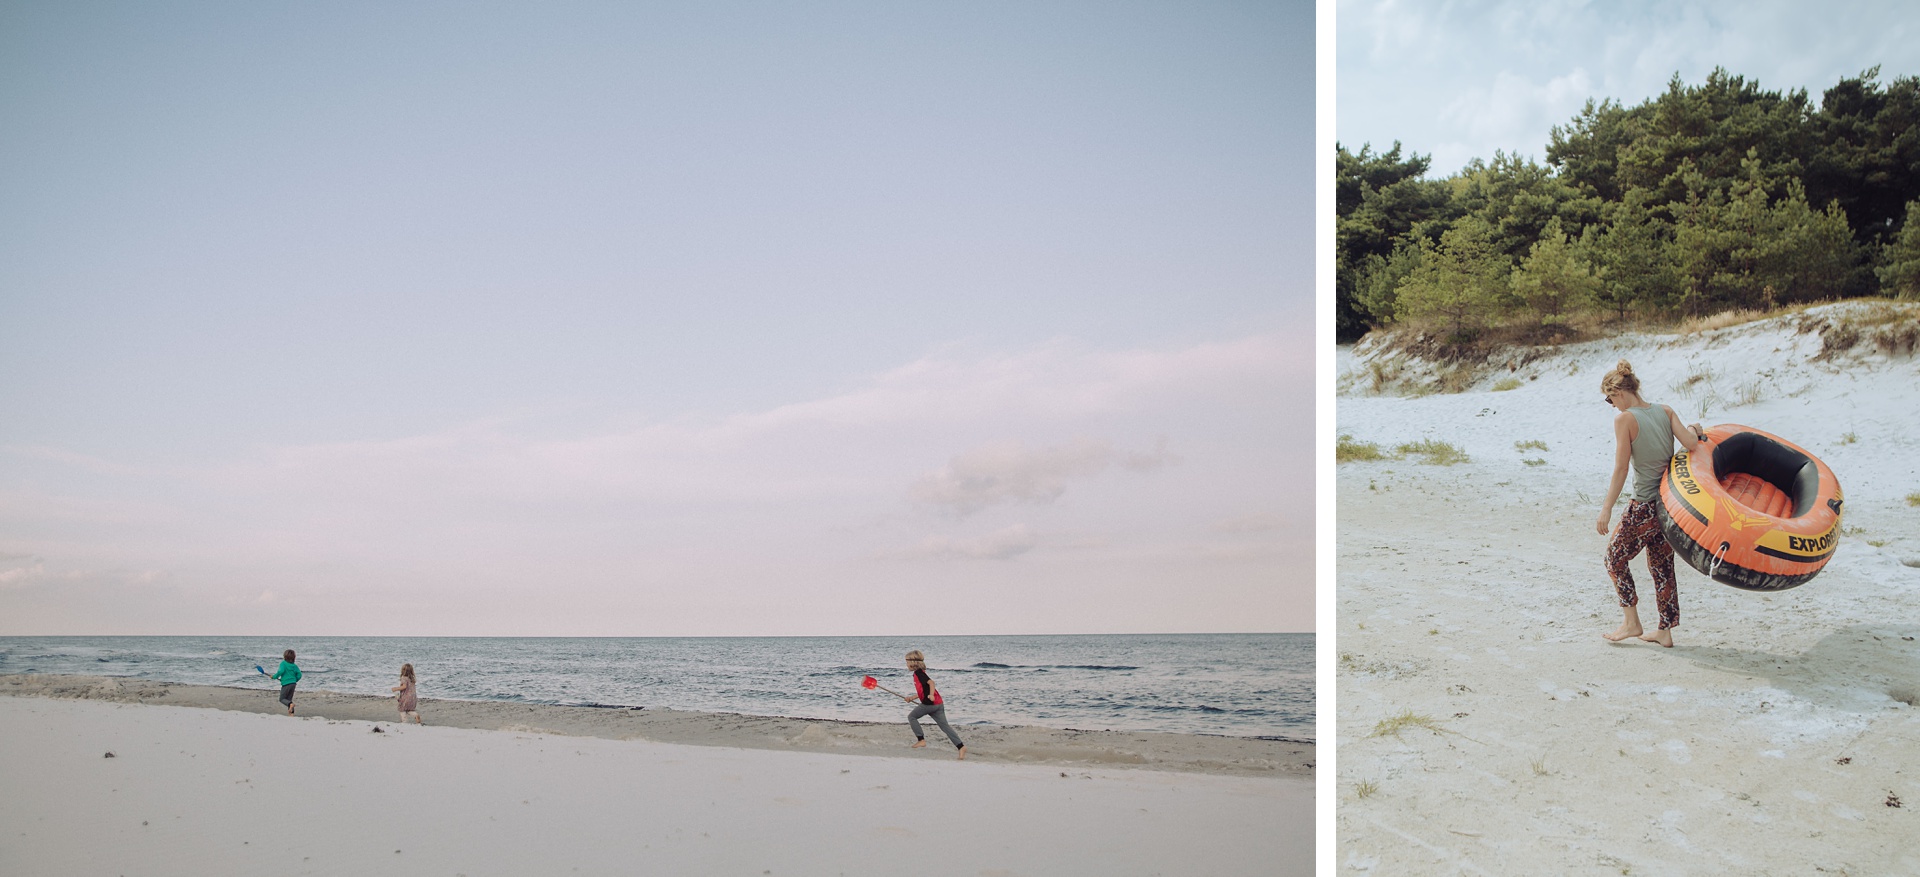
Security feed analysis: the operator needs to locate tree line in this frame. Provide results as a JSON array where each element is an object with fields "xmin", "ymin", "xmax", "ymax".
[{"xmin": 1337, "ymin": 67, "xmax": 1920, "ymax": 342}]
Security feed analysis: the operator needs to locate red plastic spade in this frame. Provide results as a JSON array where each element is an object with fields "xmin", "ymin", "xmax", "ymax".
[{"xmin": 861, "ymin": 675, "xmax": 911, "ymax": 701}]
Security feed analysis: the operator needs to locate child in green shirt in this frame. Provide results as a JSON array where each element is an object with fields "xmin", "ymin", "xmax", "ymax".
[{"xmin": 270, "ymin": 649, "xmax": 302, "ymax": 715}]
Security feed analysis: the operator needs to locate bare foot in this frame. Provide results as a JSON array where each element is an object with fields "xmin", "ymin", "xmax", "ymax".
[
  {"xmin": 1638, "ymin": 628, "xmax": 1674, "ymax": 648},
  {"xmin": 910, "ymin": 739, "xmax": 926, "ymax": 749},
  {"xmin": 1602, "ymin": 621, "xmax": 1643, "ymax": 642},
  {"xmin": 956, "ymin": 745, "xmax": 967, "ymax": 761}
]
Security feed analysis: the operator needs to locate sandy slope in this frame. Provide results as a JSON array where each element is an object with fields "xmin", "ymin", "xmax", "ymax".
[
  {"xmin": 0, "ymin": 695, "xmax": 1311, "ymax": 877},
  {"xmin": 1335, "ymin": 302, "xmax": 1920, "ymax": 875}
]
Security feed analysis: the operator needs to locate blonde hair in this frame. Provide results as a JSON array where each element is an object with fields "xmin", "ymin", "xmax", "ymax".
[
  {"xmin": 1600, "ymin": 359, "xmax": 1641, "ymax": 395},
  {"xmin": 400, "ymin": 663, "xmax": 415, "ymax": 680},
  {"xmin": 905, "ymin": 650, "xmax": 926, "ymax": 670}
]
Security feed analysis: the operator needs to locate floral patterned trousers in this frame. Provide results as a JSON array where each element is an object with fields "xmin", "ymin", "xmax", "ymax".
[{"xmin": 1606, "ymin": 500, "xmax": 1679, "ymax": 630}]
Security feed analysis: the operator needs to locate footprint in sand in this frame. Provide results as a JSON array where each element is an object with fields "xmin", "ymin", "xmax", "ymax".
[{"xmin": 1659, "ymin": 739, "xmax": 1691, "ymax": 764}]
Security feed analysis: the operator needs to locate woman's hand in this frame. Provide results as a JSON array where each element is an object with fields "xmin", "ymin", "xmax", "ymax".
[{"xmin": 1596, "ymin": 512, "xmax": 1611, "ymax": 535}]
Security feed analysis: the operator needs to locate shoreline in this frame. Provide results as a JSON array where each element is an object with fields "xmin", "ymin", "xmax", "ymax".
[{"xmin": 0, "ymin": 673, "xmax": 1312, "ymax": 779}]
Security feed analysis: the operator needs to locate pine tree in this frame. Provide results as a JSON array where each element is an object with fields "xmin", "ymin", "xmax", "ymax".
[
  {"xmin": 1395, "ymin": 216, "xmax": 1509, "ymax": 340},
  {"xmin": 1877, "ymin": 200, "xmax": 1920, "ymax": 300},
  {"xmin": 1510, "ymin": 219, "xmax": 1601, "ymax": 325}
]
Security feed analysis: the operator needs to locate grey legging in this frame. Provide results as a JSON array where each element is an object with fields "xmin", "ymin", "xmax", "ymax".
[{"xmin": 908, "ymin": 703, "xmax": 964, "ymax": 748}]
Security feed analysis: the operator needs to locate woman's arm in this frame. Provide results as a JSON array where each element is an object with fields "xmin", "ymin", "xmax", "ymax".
[
  {"xmin": 1598, "ymin": 412, "xmax": 1634, "ymax": 535},
  {"xmin": 1666, "ymin": 406, "xmax": 1702, "ymax": 454}
]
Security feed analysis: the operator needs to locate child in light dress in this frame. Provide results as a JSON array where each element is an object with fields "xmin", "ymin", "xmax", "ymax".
[{"xmin": 391, "ymin": 663, "xmax": 423, "ymax": 724}]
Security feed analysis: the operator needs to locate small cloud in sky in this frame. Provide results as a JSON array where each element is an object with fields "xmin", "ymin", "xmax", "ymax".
[
  {"xmin": 904, "ymin": 525, "xmax": 1039, "ymax": 561},
  {"xmin": 0, "ymin": 554, "xmax": 46, "ymax": 587},
  {"xmin": 1441, "ymin": 68, "xmax": 1594, "ymax": 159},
  {"xmin": 1211, "ymin": 512, "xmax": 1287, "ymax": 534},
  {"xmin": 1, "ymin": 445, "xmax": 140, "ymax": 476},
  {"xmin": 1119, "ymin": 436, "xmax": 1180, "ymax": 472},
  {"xmin": 910, "ymin": 437, "xmax": 1174, "ymax": 516}
]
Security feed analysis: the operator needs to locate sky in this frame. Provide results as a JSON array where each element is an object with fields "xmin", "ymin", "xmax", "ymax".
[
  {"xmin": 1338, "ymin": 0, "xmax": 1920, "ymax": 177},
  {"xmin": 0, "ymin": 2, "xmax": 1316, "ymax": 636}
]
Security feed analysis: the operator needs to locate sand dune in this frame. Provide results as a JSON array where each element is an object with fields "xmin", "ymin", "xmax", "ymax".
[{"xmin": 1336, "ymin": 302, "xmax": 1920, "ymax": 874}]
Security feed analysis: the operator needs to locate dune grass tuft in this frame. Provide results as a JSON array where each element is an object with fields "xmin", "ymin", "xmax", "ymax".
[
  {"xmin": 1679, "ymin": 309, "xmax": 1767, "ymax": 335},
  {"xmin": 1395, "ymin": 439, "xmax": 1470, "ymax": 466},
  {"xmin": 1369, "ymin": 709, "xmax": 1447, "ymax": 738},
  {"xmin": 1337, "ymin": 434, "xmax": 1389, "ymax": 463}
]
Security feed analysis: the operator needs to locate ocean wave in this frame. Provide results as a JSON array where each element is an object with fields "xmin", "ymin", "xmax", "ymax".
[{"xmin": 0, "ymin": 633, "xmax": 1310, "ymax": 737}]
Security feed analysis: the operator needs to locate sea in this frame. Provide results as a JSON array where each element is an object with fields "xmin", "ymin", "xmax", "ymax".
[{"xmin": 0, "ymin": 633, "xmax": 1312, "ymax": 741}]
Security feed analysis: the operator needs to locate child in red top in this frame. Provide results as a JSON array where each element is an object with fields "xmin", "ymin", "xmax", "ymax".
[{"xmin": 903, "ymin": 650, "xmax": 966, "ymax": 759}]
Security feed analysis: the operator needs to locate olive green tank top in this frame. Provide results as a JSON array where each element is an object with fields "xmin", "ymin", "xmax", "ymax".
[{"xmin": 1628, "ymin": 404, "xmax": 1676, "ymax": 502}]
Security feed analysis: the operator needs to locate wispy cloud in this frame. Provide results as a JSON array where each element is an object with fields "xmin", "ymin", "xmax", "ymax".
[
  {"xmin": 1211, "ymin": 511, "xmax": 1288, "ymax": 534},
  {"xmin": 909, "ymin": 437, "xmax": 1174, "ymax": 516},
  {"xmin": 0, "ymin": 553, "xmax": 44, "ymax": 587},
  {"xmin": 1, "ymin": 330, "xmax": 1308, "ymax": 633},
  {"xmin": 903, "ymin": 524, "xmax": 1041, "ymax": 561}
]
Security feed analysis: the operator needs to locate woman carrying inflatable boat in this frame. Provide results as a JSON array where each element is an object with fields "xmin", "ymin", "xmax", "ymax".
[{"xmin": 1596, "ymin": 360, "xmax": 1705, "ymax": 648}]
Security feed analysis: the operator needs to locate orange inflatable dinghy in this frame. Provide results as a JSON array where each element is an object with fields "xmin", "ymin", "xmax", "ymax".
[{"xmin": 1656, "ymin": 424, "xmax": 1843, "ymax": 592}]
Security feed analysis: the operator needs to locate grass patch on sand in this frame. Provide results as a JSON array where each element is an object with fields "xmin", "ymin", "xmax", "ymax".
[
  {"xmin": 1395, "ymin": 439, "xmax": 1470, "ymax": 466},
  {"xmin": 1678, "ymin": 308, "xmax": 1768, "ymax": 334},
  {"xmin": 1515, "ymin": 439, "xmax": 1548, "ymax": 452},
  {"xmin": 1492, "ymin": 377, "xmax": 1523, "ymax": 392},
  {"xmin": 1370, "ymin": 710, "xmax": 1448, "ymax": 738},
  {"xmin": 1804, "ymin": 300, "xmax": 1920, "ymax": 360},
  {"xmin": 1354, "ymin": 779, "xmax": 1379, "ymax": 800},
  {"xmin": 1437, "ymin": 368, "xmax": 1477, "ymax": 394},
  {"xmin": 1337, "ymin": 434, "xmax": 1389, "ymax": 463},
  {"xmin": 1907, "ymin": 491, "xmax": 1920, "ymax": 507}
]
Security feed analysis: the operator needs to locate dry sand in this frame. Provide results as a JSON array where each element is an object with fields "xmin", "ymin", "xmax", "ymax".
[
  {"xmin": 0, "ymin": 676, "xmax": 1312, "ymax": 876},
  {"xmin": 1336, "ymin": 302, "xmax": 1920, "ymax": 875}
]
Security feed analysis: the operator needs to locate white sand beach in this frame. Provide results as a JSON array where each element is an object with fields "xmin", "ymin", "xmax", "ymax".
[
  {"xmin": 1335, "ymin": 302, "xmax": 1920, "ymax": 874},
  {"xmin": 0, "ymin": 677, "xmax": 1311, "ymax": 876}
]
